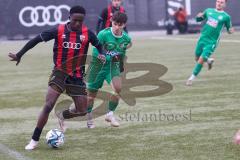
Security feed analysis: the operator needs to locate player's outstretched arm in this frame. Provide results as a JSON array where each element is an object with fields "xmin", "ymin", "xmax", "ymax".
[
  {"xmin": 196, "ymin": 12, "xmax": 205, "ymax": 22},
  {"xmin": 8, "ymin": 35, "xmax": 43, "ymax": 65},
  {"xmin": 89, "ymin": 30, "xmax": 106, "ymax": 63}
]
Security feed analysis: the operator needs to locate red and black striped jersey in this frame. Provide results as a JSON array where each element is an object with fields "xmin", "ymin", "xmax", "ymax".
[
  {"xmin": 40, "ymin": 23, "xmax": 100, "ymax": 78},
  {"xmin": 96, "ymin": 5, "xmax": 125, "ymax": 33},
  {"xmin": 105, "ymin": 5, "xmax": 125, "ymax": 28}
]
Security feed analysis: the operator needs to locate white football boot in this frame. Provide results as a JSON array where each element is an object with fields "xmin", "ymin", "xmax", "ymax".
[
  {"xmin": 105, "ymin": 112, "xmax": 120, "ymax": 127},
  {"xmin": 207, "ymin": 58, "xmax": 214, "ymax": 70},
  {"xmin": 25, "ymin": 139, "xmax": 38, "ymax": 150}
]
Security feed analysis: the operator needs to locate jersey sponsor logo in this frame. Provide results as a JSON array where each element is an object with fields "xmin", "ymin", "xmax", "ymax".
[
  {"xmin": 218, "ymin": 15, "xmax": 223, "ymax": 20},
  {"xmin": 19, "ymin": 5, "xmax": 70, "ymax": 27},
  {"xmin": 106, "ymin": 51, "xmax": 120, "ymax": 56},
  {"xmin": 62, "ymin": 42, "xmax": 81, "ymax": 49},
  {"xmin": 207, "ymin": 17, "xmax": 218, "ymax": 28},
  {"xmin": 80, "ymin": 35, "xmax": 85, "ymax": 42},
  {"xmin": 103, "ymin": 41, "xmax": 129, "ymax": 52}
]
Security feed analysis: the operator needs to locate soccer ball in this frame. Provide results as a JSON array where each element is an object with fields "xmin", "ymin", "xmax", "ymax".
[{"xmin": 46, "ymin": 129, "xmax": 64, "ymax": 148}]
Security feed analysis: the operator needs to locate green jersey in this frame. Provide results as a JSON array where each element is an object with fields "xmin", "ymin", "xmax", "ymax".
[
  {"xmin": 197, "ymin": 8, "xmax": 232, "ymax": 43},
  {"xmin": 92, "ymin": 27, "xmax": 131, "ymax": 61}
]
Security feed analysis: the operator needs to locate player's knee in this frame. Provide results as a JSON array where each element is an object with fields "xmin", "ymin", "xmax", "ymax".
[
  {"xmin": 195, "ymin": 56, "xmax": 199, "ymax": 62},
  {"xmin": 198, "ymin": 57, "xmax": 205, "ymax": 64},
  {"xmin": 43, "ymin": 102, "xmax": 54, "ymax": 114},
  {"xmin": 113, "ymin": 85, "xmax": 121, "ymax": 94}
]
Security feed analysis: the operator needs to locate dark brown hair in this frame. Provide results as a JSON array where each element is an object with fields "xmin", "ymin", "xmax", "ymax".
[{"xmin": 112, "ymin": 12, "xmax": 128, "ymax": 24}]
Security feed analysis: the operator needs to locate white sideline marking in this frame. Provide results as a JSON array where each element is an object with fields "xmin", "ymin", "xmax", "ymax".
[
  {"xmin": 0, "ymin": 143, "xmax": 32, "ymax": 160},
  {"xmin": 151, "ymin": 36, "xmax": 240, "ymax": 43}
]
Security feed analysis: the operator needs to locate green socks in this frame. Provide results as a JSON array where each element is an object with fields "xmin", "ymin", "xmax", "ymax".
[
  {"xmin": 108, "ymin": 101, "xmax": 119, "ymax": 112},
  {"xmin": 193, "ymin": 63, "xmax": 203, "ymax": 76},
  {"xmin": 87, "ymin": 104, "xmax": 93, "ymax": 113},
  {"xmin": 87, "ymin": 101, "xmax": 119, "ymax": 113}
]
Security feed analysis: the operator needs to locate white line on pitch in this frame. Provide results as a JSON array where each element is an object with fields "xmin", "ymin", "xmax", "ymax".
[{"xmin": 0, "ymin": 143, "xmax": 32, "ymax": 160}]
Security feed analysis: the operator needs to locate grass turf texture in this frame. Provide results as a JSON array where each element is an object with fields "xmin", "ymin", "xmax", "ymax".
[{"xmin": 0, "ymin": 32, "xmax": 240, "ymax": 160}]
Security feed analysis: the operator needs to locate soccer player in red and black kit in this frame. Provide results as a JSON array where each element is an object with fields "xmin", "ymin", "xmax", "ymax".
[
  {"xmin": 8, "ymin": 6, "xmax": 105, "ymax": 150},
  {"xmin": 96, "ymin": 0, "xmax": 126, "ymax": 34}
]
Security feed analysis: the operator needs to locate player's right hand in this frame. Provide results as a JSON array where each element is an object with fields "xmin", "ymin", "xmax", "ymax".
[
  {"xmin": 8, "ymin": 53, "xmax": 21, "ymax": 65},
  {"xmin": 97, "ymin": 54, "xmax": 106, "ymax": 63},
  {"xmin": 196, "ymin": 12, "xmax": 204, "ymax": 18}
]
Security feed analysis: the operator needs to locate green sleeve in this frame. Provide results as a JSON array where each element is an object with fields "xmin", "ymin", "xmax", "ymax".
[
  {"xmin": 128, "ymin": 36, "xmax": 132, "ymax": 44},
  {"xmin": 196, "ymin": 9, "xmax": 207, "ymax": 22},
  {"xmin": 225, "ymin": 16, "xmax": 232, "ymax": 31},
  {"xmin": 97, "ymin": 30, "xmax": 105, "ymax": 45},
  {"xmin": 93, "ymin": 30, "xmax": 105, "ymax": 55}
]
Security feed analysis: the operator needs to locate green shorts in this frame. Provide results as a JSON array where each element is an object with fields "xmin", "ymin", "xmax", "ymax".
[
  {"xmin": 87, "ymin": 56, "xmax": 121, "ymax": 92},
  {"xmin": 195, "ymin": 38, "xmax": 217, "ymax": 60}
]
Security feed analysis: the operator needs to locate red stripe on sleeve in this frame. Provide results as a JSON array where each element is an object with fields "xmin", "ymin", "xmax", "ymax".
[
  {"xmin": 120, "ymin": 6, "xmax": 125, "ymax": 13},
  {"xmin": 76, "ymin": 25, "xmax": 89, "ymax": 78},
  {"xmin": 66, "ymin": 32, "xmax": 77, "ymax": 76},
  {"xmin": 106, "ymin": 5, "xmax": 112, "ymax": 28}
]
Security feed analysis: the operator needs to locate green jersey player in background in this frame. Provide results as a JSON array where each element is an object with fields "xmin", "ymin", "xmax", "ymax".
[
  {"xmin": 186, "ymin": 0, "xmax": 234, "ymax": 86},
  {"xmin": 57, "ymin": 12, "xmax": 132, "ymax": 129}
]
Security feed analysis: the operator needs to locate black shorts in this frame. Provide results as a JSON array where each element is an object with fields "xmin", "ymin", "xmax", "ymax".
[{"xmin": 48, "ymin": 69, "xmax": 87, "ymax": 96}]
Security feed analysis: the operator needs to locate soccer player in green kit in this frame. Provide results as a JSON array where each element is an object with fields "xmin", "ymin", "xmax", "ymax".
[
  {"xmin": 186, "ymin": 0, "xmax": 234, "ymax": 86},
  {"xmin": 87, "ymin": 11, "xmax": 132, "ymax": 128},
  {"xmin": 57, "ymin": 12, "xmax": 131, "ymax": 129}
]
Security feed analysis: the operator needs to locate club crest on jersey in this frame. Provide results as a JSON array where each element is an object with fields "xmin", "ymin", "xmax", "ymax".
[
  {"xmin": 80, "ymin": 35, "xmax": 85, "ymax": 42},
  {"xmin": 218, "ymin": 15, "xmax": 223, "ymax": 20}
]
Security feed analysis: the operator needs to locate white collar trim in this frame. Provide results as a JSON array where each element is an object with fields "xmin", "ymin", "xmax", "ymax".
[{"xmin": 111, "ymin": 27, "xmax": 123, "ymax": 38}]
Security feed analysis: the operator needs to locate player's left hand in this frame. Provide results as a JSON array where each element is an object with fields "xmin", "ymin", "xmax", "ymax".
[{"xmin": 8, "ymin": 53, "xmax": 21, "ymax": 65}]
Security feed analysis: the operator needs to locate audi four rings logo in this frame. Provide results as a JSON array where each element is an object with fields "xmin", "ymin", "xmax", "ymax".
[
  {"xmin": 19, "ymin": 5, "xmax": 70, "ymax": 27},
  {"xmin": 62, "ymin": 42, "xmax": 82, "ymax": 49}
]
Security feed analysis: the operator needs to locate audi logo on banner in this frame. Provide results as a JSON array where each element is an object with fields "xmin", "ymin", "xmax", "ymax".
[{"xmin": 19, "ymin": 5, "xmax": 70, "ymax": 27}]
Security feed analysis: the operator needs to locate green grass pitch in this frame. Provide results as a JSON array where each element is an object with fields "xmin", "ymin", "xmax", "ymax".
[{"xmin": 0, "ymin": 32, "xmax": 240, "ymax": 160}]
